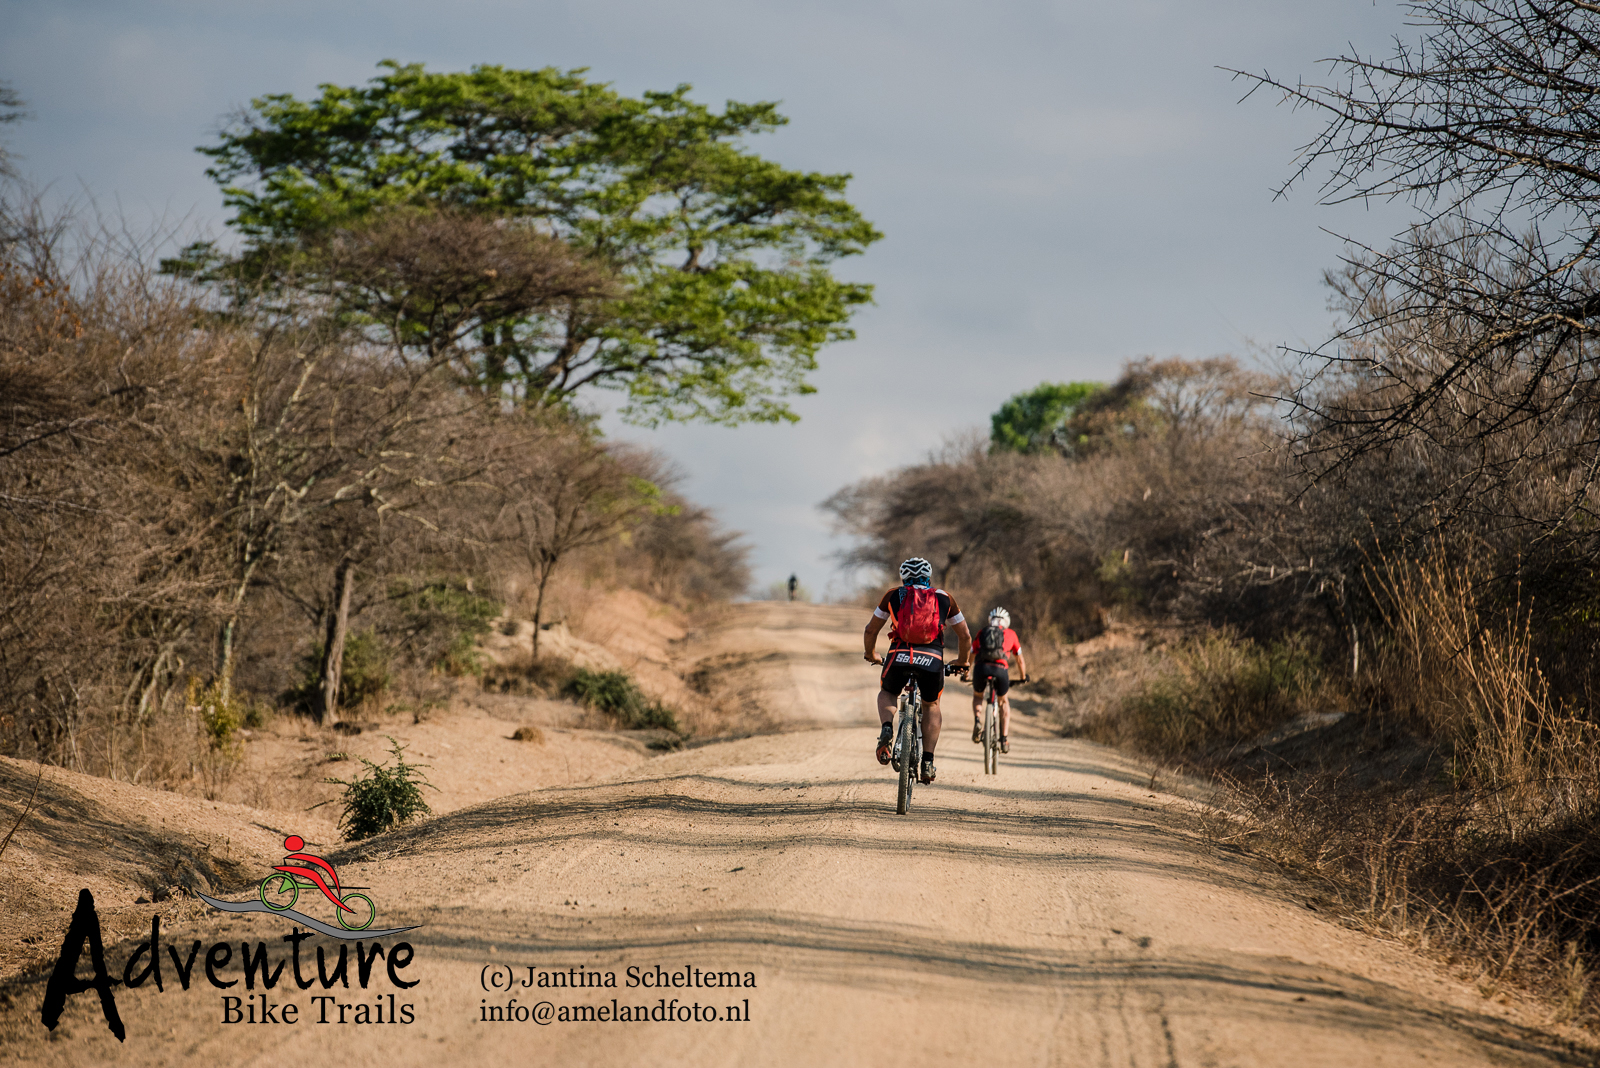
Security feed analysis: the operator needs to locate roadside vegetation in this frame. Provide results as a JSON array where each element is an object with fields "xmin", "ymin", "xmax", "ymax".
[
  {"xmin": 0, "ymin": 59, "xmax": 892, "ymax": 793},
  {"xmin": 828, "ymin": 0, "xmax": 1600, "ymax": 1030}
]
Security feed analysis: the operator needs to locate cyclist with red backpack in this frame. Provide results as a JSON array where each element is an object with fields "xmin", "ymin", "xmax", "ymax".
[
  {"xmin": 863, "ymin": 557, "xmax": 972, "ymax": 784},
  {"xmin": 971, "ymin": 607, "xmax": 1028, "ymax": 754}
]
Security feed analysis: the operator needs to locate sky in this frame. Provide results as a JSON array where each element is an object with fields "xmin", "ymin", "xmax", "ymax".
[{"xmin": 0, "ymin": 0, "xmax": 1420, "ymax": 596}]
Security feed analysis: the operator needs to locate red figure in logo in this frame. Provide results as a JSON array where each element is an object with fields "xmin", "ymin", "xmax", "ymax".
[{"xmin": 273, "ymin": 835, "xmax": 353, "ymax": 913}]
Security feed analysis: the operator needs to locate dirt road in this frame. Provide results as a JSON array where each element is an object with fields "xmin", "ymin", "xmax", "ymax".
[{"xmin": 6, "ymin": 604, "xmax": 1589, "ymax": 1066}]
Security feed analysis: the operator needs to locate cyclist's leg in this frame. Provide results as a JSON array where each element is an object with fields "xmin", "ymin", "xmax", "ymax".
[
  {"xmin": 919, "ymin": 666, "xmax": 944, "ymax": 756},
  {"xmin": 875, "ymin": 663, "xmax": 904, "ymax": 764},
  {"xmin": 876, "ymin": 688, "xmax": 897, "ymax": 727},
  {"xmin": 971, "ymin": 664, "xmax": 992, "ymax": 740}
]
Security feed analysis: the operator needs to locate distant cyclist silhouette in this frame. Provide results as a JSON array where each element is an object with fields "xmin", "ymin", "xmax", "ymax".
[{"xmin": 787, "ymin": 574, "xmax": 798, "ymax": 602}]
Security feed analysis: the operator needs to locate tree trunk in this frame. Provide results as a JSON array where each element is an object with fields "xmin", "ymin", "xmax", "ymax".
[
  {"xmin": 318, "ymin": 560, "xmax": 356, "ymax": 725},
  {"xmin": 217, "ymin": 556, "xmax": 262, "ymax": 702},
  {"xmin": 530, "ymin": 555, "xmax": 557, "ymax": 659}
]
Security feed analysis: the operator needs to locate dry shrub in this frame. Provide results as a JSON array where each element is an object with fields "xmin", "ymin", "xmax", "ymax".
[
  {"xmin": 1080, "ymin": 630, "xmax": 1338, "ymax": 757},
  {"xmin": 1214, "ymin": 547, "xmax": 1600, "ymax": 1027},
  {"xmin": 1367, "ymin": 549, "xmax": 1600, "ymax": 804},
  {"xmin": 511, "ymin": 725, "xmax": 545, "ymax": 744},
  {"xmin": 1227, "ymin": 771, "xmax": 1600, "ymax": 1024},
  {"xmin": 480, "ymin": 656, "xmax": 577, "ymax": 698}
]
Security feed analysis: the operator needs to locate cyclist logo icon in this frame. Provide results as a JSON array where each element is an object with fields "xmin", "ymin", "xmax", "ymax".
[
  {"xmin": 257, "ymin": 835, "xmax": 376, "ymax": 931},
  {"xmin": 195, "ymin": 833, "xmax": 420, "ymax": 939}
]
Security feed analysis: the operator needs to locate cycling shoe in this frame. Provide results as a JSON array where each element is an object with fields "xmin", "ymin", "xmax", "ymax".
[
  {"xmin": 971, "ymin": 720, "xmax": 982, "ymax": 743},
  {"xmin": 875, "ymin": 725, "xmax": 893, "ymax": 766},
  {"xmin": 919, "ymin": 757, "xmax": 937, "ymax": 784}
]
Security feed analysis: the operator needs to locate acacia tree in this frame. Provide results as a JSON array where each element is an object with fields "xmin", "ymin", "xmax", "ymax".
[
  {"xmin": 1232, "ymin": 0, "xmax": 1600, "ymax": 550},
  {"xmin": 193, "ymin": 62, "xmax": 880, "ymax": 426}
]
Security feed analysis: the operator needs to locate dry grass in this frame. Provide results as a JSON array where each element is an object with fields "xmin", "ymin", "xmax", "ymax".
[
  {"xmin": 1200, "ymin": 548, "xmax": 1600, "ymax": 1030},
  {"xmin": 1077, "ymin": 629, "xmax": 1343, "ymax": 759}
]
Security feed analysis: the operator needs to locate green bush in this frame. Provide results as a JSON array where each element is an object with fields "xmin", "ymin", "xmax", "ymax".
[
  {"xmin": 286, "ymin": 630, "xmax": 392, "ymax": 713},
  {"xmin": 315, "ymin": 736, "xmax": 436, "ymax": 841},
  {"xmin": 389, "ymin": 578, "xmax": 499, "ymax": 676},
  {"xmin": 187, "ymin": 677, "xmax": 245, "ymax": 754},
  {"xmin": 564, "ymin": 669, "xmax": 680, "ymax": 732},
  {"xmin": 1101, "ymin": 630, "xmax": 1332, "ymax": 757},
  {"xmin": 339, "ymin": 631, "xmax": 392, "ymax": 704},
  {"xmin": 435, "ymin": 632, "xmax": 484, "ymax": 677}
]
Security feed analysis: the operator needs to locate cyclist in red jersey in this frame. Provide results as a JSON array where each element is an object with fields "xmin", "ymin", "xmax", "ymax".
[
  {"xmin": 970, "ymin": 606, "xmax": 1028, "ymax": 754},
  {"xmin": 863, "ymin": 557, "xmax": 971, "ymax": 784}
]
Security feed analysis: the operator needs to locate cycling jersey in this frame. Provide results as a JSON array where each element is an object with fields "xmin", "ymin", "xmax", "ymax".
[{"xmin": 977, "ymin": 626, "xmax": 1022, "ymax": 670}]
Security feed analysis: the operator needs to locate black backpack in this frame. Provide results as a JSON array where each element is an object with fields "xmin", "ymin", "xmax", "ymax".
[{"xmin": 977, "ymin": 624, "xmax": 1005, "ymax": 663}]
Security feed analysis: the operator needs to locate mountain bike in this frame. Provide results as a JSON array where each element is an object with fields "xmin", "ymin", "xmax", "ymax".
[
  {"xmin": 884, "ymin": 660, "xmax": 966, "ymax": 814},
  {"xmin": 979, "ymin": 678, "xmax": 1000, "ymax": 775}
]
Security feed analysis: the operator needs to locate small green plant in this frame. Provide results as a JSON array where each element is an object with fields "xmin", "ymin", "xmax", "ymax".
[
  {"xmin": 314, "ymin": 736, "xmax": 436, "ymax": 841},
  {"xmin": 564, "ymin": 669, "xmax": 679, "ymax": 732},
  {"xmin": 186, "ymin": 677, "xmax": 245, "ymax": 755},
  {"xmin": 436, "ymin": 631, "xmax": 484, "ymax": 677},
  {"xmin": 242, "ymin": 700, "xmax": 271, "ymax": 729}
]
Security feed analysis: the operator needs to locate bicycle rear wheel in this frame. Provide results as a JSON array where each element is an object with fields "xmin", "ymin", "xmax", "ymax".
[
  {"xmin": 984, "ymin": 698, "xmax": 997, "ymax": 774},
  {"xmin": 259, "ymin": 874, "xmax": 298, "ymax": 911},
  {"xmin": 896, "ymin": 706, "xmax": 914, "ymax": 814}
]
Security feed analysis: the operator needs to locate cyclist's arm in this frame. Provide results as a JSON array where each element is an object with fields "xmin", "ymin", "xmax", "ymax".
[
  {"xmin": 1014, "ymin": 646, "xmax": 1029, "ymax": 681},
  {"xmin": 951, "ymin": 619, "xmax": 973, "ymax": 668},
  {"xmin": 863, "ymin": 614, "xmax": 887, "ymax": 662}
]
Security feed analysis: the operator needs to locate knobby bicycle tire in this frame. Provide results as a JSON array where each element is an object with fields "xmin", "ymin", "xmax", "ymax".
[
  {"xmin": 896, "ymin": 701, "xmax": 915, "ymax": 814},
  {"xmin": 985, "ymin": 688, "xmax": 999, "ymax": 775}
]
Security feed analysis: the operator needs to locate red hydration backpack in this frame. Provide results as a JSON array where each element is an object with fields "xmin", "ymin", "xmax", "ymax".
[{"xmin": 891, "ymin": 586, "xmax": 942, "ymax": 645}]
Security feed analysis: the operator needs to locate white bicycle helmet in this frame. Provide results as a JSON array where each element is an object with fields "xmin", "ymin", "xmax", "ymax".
[
  {"xmin": 989, "ymin": 607, "xmax": 1011, "ymax": 628},
  {"xmin": 899, "ymin": 557, "xmax": 933, "ymax": 585}
]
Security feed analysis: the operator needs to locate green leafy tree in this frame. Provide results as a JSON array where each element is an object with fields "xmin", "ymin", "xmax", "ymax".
[
  {"xmin": 989, "ymin": 381, "xmax": 1102, "ymax": 454},
  {"xmin": 195, "ymin": 62, "xmax": 880, "ymax": 425}
]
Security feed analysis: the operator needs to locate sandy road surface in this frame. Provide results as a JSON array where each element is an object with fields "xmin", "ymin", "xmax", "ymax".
[{"xmin": 8, "ymin": 604, "xmax": 1591, "ymax": 1066}]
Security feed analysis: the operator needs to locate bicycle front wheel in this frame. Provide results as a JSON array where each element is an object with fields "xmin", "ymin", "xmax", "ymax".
[{"xmin": 336, "ymin": 892, "xmax": 377, "ymax": 931}]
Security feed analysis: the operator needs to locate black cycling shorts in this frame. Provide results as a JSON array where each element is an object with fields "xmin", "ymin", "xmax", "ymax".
[
  {"xmin": 972, "ymin": 661, "xmax": 1010, "ymax": 697},
  {"xmin": 881, "ymin": 647, "xmax": 945, "ymax": 702}
]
